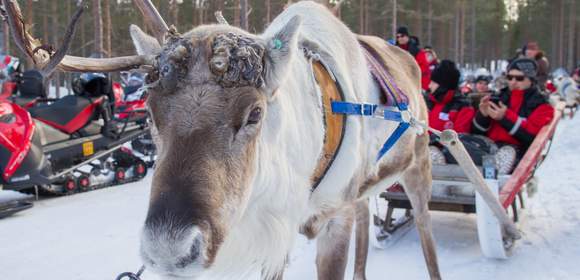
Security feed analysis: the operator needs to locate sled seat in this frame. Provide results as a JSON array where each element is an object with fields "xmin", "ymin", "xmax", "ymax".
[{"xmin": 29, "ymin": 95, "xmax": 104, "ymax": 134}]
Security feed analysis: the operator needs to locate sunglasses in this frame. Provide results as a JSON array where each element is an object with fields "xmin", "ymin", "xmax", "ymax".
[
  {"xmin": 396, "ymin": 34, "xmax": 406, "ymax": 38},
  {"xmin": 506, "ymin": 74, "xmax": 526, "ymax": 82}
]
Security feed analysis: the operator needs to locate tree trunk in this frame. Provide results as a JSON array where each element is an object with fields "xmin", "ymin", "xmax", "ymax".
[
  {"xmin": 42, "ymin": 0, "xmax": 49, "ymax": 43},
  {"xmin": 384, "ymin": 0, "xmax": 390, "ymax": 39},
  {"xmin": 93, "ymin": 0, "xmax": 104, "ymax": 58},
  {"xmin": 364, "ymin": 0, "xmax": 369, "ymax": 34},
  {"xmin": 451, "ymin": 10, "xmax": 457, "ymax": 61},
  {"xmin": 551, "ymin": 0, "xmax": 559, "ymax": 65},
  {"xmin": 567, "ymin": 0, "xmax": 575, "ymax": 70},
  {"xmin": 459, "ymin": 0, "xmax": 466, "ymax": 65},
  {"xmin": 470, "ymin": 1, "xmax": 476, "ymax": 65},
  {"xmin": 576, "ymin": 1, "xmax": 580, "ymax": 69},
  {"xmin": 52, "ymin": 0, "xmax": 60, "ymax": 98},
  {"xmin": 414, "ymin": 0, "xmax": 422, "ymax": 41},
  {"xmin": 66, "ymin": 0, "xmax": 72, "ymax": 94},
  {"xmin": 25, "ymin": 0, "xmax": 33, "ymax": 26},
  {"xmin": 25, "ymin": 0, "xmax": 34, "ymax": 68},
  {"xmin": 454, "ymin": 1, "xmax": 459, "ymax": 62},
  {"xmin": 392, "ymin": 0, "xmax": 397, "ymax": 38},
  {"xmin": 494, "ymin": 0, "xmax": 502, "ymax": 60},
  {"xmin": 240, "ymin": 0, "xmax": 248, "ymax": 30},
  {"xmin": 80, "ymin": 9, "xmax": 86, "ymax": 57},
  {"xmin": 558, "ymin": 0, "xmax": 565, "ymax": 67},
  {"xmin": 427, "ymin": 0, "xmax": 433, "ymax": 45},
  {"xmin": 104, "ymin": 0, "xmax": 112, "ymax": 57},
  {"xmin": 234, "ymin": 0, "xmax": 241, "ymax": 27},
  {"xmin": 266, "ymin": 0, "xmax": 271, "ymax": 26},
  {"xmin": 192, "ymin": 0, "xmax": 197, "ymax": 28},
  {"xmin": 3, "ymin": 21, "xmax": 9, "ymax": 54},
  {"xmin": 198, "ymin": 1, "xmax": 205, "ymax": 25},
  {"xmin": 359, "ymin": 0, "xmax": 364, "ymax": 34},
  {"xmin": 170, "ymin": 0, "xmax": 179, "ymax": 27}
]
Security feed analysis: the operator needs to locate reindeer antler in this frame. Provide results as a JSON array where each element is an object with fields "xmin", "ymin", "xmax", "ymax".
[
  {"xmin": 134, "ymin": 0, "xmax": 169, "ymax": 44},
  {"xmin": 0, "ymin": 0, "xmax": 157, "ymax": 74},
  {"xmin": 214, "ymin": 11, "xmax": 229, "ymax": 25}
]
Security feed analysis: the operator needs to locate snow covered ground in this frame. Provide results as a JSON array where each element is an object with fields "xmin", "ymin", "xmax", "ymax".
[{"xmin": 1, "ymin": 116, "xmax": 580, "ymax": 280}]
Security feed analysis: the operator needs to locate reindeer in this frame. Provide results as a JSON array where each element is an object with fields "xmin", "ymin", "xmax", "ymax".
[{"xmin": 3, "ymin": 0, "xmax": 440, "ymax": 279}]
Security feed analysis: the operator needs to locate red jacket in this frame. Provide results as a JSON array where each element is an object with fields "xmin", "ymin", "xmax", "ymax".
[
  {"xmin": 398, "ymin": 43, "xmax": 431, "ymax": 91},
  {"xmin": 428, "ymin": 90, "xmax": 475, "ymax": 133},
  {"xmin": 472, "ymin": 87, "xmax": 554, "ymax": 147}
]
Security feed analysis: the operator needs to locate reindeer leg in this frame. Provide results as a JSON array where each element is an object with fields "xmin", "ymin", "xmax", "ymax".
[
  {"xmin": 353, "ymin": 199, "xmax": 369, "ymax": 280},
  {"xmin": 401, "ymin": 138, "xmax": 442, "ymax": 280},
  {"xmin": 315, "ymin": 205, "xmax": 355, "ymax": 280}
]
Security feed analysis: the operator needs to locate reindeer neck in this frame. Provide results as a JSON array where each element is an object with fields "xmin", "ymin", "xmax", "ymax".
[{"xmin": 254, "ymin": 52, "xmax": 326, "ymax": 194}]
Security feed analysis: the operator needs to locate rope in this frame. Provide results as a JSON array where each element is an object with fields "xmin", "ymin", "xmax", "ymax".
[{"xmin": 115, "ymin": 265, "xmax": 145, "ymax": 280}]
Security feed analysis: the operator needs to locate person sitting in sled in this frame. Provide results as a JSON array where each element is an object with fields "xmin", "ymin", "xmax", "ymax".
[
  {"xmin": 426, "ymin": 60, "xmax": 475, "ymax": 164},
  {"xmin": 471, "ymin": 58, "xmax": 554, "ymax": 174}
]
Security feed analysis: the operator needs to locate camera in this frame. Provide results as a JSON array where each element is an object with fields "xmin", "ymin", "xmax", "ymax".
[{"xmin": 489, "ymin": 94, "xmax": 502, "ymax": 104}]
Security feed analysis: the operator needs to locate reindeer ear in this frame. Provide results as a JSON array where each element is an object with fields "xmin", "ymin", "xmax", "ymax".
[
  {"xmin": 261, "ymin": 15, "xmax": 302, "ymax": 95},
  {"xmin": 130, "ymin": 24, "xmax": 162, "ymax": 55}
]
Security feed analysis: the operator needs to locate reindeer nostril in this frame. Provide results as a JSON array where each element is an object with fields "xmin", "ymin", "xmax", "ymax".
[
  {"xmin": 175, "ymin": 236, "xmax": 202, "ymax": 269},
  {"xmin": 141, "ymin": 251, "xmax": 157, "ymax": 267}
]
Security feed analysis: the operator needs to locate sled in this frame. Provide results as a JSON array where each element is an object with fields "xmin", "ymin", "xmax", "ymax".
[
  {"xmin": 0, "ymin": 198, "xmax": 33, "ymax": 218},
  {"xmin": 373, "ymin": 102, "xmax": 564, "ymax": 258}
]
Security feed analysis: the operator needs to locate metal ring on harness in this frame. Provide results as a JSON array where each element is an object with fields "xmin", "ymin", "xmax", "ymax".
[{"xmin": 115, "ymin": 265, "xmax": 145, "ymax": 280}]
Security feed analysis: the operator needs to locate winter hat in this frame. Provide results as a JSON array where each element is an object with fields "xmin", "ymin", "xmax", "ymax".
[
  {"xmin": 526, "ymin": 41, "xmax": 540, "ymax": 51},
  {"xmin": 396, "ymin": 26, "xmax": 409, "ymax": 37},
  {"xmin": 474, "ymin": 67, "xmax": 492, "ymax": 83},
  {"xmin": 430, "ymin": 60, "xmax": 460, "ymax": 90},
  {"xmin": 507, "ymin": 58, "xmax": 538, "ymax": 79},
  {"xmin": 475, "ymin": 75, "xmax": 492, "ymax": 84}
]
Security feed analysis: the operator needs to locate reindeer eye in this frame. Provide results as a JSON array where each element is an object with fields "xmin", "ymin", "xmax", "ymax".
[{"xmin": 247, "ymin": 107, "xmax": 262, "ymax": 125}]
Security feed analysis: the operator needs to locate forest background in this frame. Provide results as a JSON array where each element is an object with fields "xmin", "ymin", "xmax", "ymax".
[{"xmin": 1, "ymin": 0, "xmax": 578, "ymax": 94}]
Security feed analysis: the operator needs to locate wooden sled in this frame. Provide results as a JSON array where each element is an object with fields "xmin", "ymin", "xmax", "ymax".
[{"xmin": 372, "ymin": 102, "xmax": 564, "ymax": 258}]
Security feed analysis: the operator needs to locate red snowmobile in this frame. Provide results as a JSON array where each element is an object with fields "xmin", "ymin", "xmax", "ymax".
[
  {"xmin": 0, "ymin": 70, "xmax": 149, "ymax": 197},
  {"xmin": 115, "ymin": 72, "xmax": 156, "ymax": 166}
]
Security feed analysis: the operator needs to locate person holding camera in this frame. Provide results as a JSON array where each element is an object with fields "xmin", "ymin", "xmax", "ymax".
[{"xmin": 472, "ymin": 58, "xmax": 554, "ymax": 173}]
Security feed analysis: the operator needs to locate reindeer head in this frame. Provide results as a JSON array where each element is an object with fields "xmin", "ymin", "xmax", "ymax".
[
  {"xmin": 3, "ymin": 1, "xmax": 301, "ymax": 276},
  {"xmin": 101, "ymin": 4, "xmax": 305, "ymax": 280},
  {"xmin": 134, "ymin": 15, "xmax": 302, "ymax": 276}
]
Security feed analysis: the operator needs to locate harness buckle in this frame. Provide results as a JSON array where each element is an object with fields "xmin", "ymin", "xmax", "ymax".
[
  {"xmin": 400, "ymin": 110, "xmax": 412, "ymax": 123},
  {"xmin": 360, "ymin": 103, "xmax": 375, "ymax": 116}
]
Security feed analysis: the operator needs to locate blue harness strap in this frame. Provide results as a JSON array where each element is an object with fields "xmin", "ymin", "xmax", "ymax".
[
  {"xmin": 376, "ymin": 122, "xmax": 410, "ymax": 161},
  {"xmin": 331, "ymin": 101, "xmax": 411, "ymax": 161},
  {"xmin": 331, "ymin": 101, "xmax": 377, "ymax": 116}
]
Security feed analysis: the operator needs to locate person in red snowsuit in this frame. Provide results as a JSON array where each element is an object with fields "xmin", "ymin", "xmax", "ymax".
[
  {"xmin": 471, "ymin": 58, "xmax": 554, "ymax": 173},
  {"xmin": 427, "ymin": 60, "xmax": 475, "ymax": 133},
  {"xmin": 426, "ymin": 60, "xmax": 476, "ymax": 165},
  {"xmin": 395, "ymin": 26, "xmax": 431, "ymax": 91},
  {"xmin": 473, "ymin": 58, "xmax": 554, "ymax": 148}
]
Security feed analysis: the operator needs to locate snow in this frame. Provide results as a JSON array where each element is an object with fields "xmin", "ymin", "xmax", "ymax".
[
  {"xmin": 1, "ymin": 116, "xmax": 580, "ymax": 280},
  {"xmin": 0, "ymin": 190, "xmax": 31, "ymax": 204}
]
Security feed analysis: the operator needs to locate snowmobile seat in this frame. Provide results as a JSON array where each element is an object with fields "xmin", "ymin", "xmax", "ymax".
[{"xmin": 28, "ymin": 95, "xmax": 105, "ymax": 134}]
